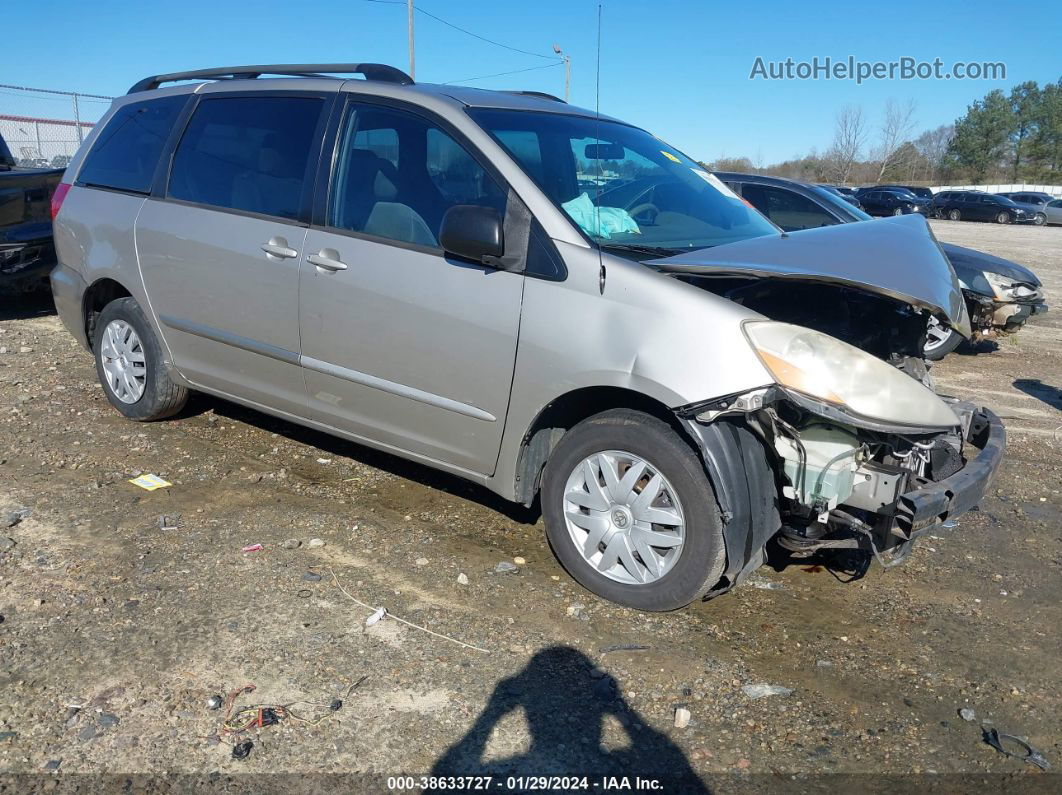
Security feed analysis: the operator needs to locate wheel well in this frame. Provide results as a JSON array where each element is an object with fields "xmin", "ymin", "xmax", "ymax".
[
  {"xmin": 83, "ymin": 279, "xmax": 132, "ymax": 350},
  {"xmin": 513, "ymin": 386, "xmax": 686, "ymax": 506}
]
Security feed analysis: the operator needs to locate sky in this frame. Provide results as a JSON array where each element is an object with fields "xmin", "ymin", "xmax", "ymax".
[{"xmin": 2, "ymin": 0, "xmax": 1059, "ymax": 164}]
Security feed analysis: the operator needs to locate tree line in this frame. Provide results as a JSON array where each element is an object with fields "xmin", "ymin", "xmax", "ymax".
[{"xmin": 708, "ymin": 76, "xmax": 1062, "ymax": 186}]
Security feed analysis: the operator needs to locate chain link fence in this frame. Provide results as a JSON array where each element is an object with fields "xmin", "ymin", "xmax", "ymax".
[{"xmin": 0, "ymin": 84, "xmax": 113, "ymax": 167}]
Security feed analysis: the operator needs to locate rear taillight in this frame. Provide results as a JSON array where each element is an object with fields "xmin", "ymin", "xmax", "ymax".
[{"xmin": 50, "ymin": 182, "xmax": 71, "ymax": 221}]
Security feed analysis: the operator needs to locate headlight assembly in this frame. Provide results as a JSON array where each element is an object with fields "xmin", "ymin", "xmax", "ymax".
[
  {"xmin": 982, "ymin": 270, "xmax": 1020, "ymax": 300},
  {"xmin": 742, "ymin": 321, "xmax": 960, "ymax": 430}
]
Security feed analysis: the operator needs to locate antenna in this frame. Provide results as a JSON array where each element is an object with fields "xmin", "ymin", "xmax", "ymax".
[{"xmin": 595, "ymin": 3, "xmax": 605, "ymax": 294}]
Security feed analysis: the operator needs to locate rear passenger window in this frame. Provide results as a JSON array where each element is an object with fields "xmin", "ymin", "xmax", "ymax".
[
  {"xmin": 168, "ymin": 95, "xmax": 324, "ymax": 220},
  {"xmin": 77, "ymin": 95, "xmax": 186, "ymax": 194}
]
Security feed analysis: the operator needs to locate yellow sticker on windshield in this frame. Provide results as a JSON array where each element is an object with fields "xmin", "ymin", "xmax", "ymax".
[{"xmin": 661, "ymin": 151, "xmax": 681, "ymax": 163}]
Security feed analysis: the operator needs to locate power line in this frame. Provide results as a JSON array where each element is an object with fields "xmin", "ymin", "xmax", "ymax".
[
  {"xmin": 361, "ymin": 0, "xmax": 561, "ymax": 63},
  {"xmin": 442, "ymin": 62, "xmax": 563, "ymax": 86}
]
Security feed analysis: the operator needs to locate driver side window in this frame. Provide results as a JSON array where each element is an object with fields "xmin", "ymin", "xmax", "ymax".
[{"xmin": 328, "ymin": 104, "xmax": 507, "ymax": 248}]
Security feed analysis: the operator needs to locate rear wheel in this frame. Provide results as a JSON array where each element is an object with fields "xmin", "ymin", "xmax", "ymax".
[
  {"xmin": 93, "ymin": 297, "xmax": 188, "ymax": 420},
  {"xmin": 948, "ymin": 208, "xmax": 961, "ymax": 221},
  {"xmin": 923, "ymin": 316, "xmax": 963, "ymax": 360},
  {"xmin": 541, "ymin": 409, "xmax": 725, "ymax": 611}
]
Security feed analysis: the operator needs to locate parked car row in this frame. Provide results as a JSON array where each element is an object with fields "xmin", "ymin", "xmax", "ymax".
[
  {"xmin": 45, "ymin": 63, "xmax": 1011, "ymax": 611},
  {"xmin": 818, "ymin": 183, "xmax": 1062, "ymax": 225}
]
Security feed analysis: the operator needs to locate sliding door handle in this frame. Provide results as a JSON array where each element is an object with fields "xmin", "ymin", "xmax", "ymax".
[
  {"xmin": 307, "ymin": 251, "xmax": 348, "ymax": 272},
  {"xmin": 261, "ymin": 237, "xmax": 298, "ymax": 259}
]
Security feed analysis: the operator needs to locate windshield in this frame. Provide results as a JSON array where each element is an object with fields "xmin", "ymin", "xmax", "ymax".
[
  {"xmin": 467, "ymin": 109, "xmax": 778, "ymax": 255},
  {"xmin": 809, "ymin": 185, "xmax": 873, "ymax": 221}
]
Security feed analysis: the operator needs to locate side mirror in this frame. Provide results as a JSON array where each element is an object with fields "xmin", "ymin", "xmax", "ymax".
[{"xmin": 440, "ymin": 205, "xmax": 504, "ymax": 264}]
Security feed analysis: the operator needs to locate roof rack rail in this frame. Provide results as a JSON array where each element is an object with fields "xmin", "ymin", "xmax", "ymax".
[
  {"xmin": 127, "ymin": 63, "xmax": 414, "ymax": 94},
  {"xmin": 503, "ymin": 90, "xmax": 566, "ymax": 103}
]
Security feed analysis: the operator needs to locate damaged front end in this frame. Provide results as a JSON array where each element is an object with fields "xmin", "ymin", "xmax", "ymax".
[
  {"xmin": 680, "ymin": 383, "xmax": 1005, "ymax": 590},
  {"xmin": 652, "ymin": 214, "xmax": 970, "ymax": 381},
  {"xmin": 673, "ymin": 316, "xmax": 1005, "ymax": 595},
  {"xmin": 942, "ymin": 242, "xmax": 1049, "ymax": 340}
]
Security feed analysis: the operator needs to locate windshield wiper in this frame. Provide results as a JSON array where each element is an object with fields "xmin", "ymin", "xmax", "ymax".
[{"xmin": 599, "ymin": 243, "xmax": 680, "ymax": 258}]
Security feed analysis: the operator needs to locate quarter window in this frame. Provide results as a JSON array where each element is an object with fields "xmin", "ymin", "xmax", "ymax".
[
  {"xmin": 328, "ymin": 104, "xmax": 506, "ymax": 248},
  {"xmin": 77, "ymin": 95, "xmax": 186, "ymax": 194},
  {"xmin": 168, "ymin": 95, "xmax": 324, "ymax": 220}
]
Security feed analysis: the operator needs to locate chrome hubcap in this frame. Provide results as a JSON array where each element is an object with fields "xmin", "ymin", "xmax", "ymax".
[
  {"xmin": 100, "ymin": 320, "xmax": 146, "ymax": 404},
  {"xmin": 924, "ymin": 316, "xmax": 951, "ymax": 351},
  {"xmin": 562, "ymin": 450, "xmax": 685, "ymax": 585}
]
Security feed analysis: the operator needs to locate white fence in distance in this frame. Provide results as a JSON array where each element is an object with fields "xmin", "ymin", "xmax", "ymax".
[{"xmin": 930, "ymin": 183, "xmax": 1062, "ymax": 198}]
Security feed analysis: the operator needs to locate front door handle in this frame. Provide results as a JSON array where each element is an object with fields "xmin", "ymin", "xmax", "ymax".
[
  {"xmin": 307, "ymin": 250, "xmax": 348, "ymax": 272},
  {"xmin": 261, "ymin": 237, "xmax": 298, "ymax": 259}
]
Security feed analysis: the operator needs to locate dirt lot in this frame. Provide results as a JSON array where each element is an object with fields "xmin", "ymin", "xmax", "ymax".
[{"xmin": 0, "ymin": 219, "xmax": 1059, "ymax": 790}]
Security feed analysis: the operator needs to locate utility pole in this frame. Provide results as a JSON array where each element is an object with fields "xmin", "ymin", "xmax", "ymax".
[
  {"xmin": 552, "ymin": 44, "xmax": 570, "ymax": 102},
  {"xmin": 407, "ymin": 0, "xmax": 415, "ymax": 80}
]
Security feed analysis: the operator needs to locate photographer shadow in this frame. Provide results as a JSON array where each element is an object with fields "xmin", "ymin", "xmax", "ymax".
[{"xmin": 429, "ymin": 645, "xmax": 709, "ymax": 793}]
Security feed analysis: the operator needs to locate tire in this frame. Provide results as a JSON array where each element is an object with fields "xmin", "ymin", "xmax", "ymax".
[
  {"xmin": 1033, "ymin": 213, "xmax": 1046, "ymax": 226},
  {"xmin": 541, "ymin": 409, "xmax": 725, "ymax": 611},
  {"xmin": 892, "ymin": 207, "xmax": 904, "ymax": 216},
  {"xmin": 996, "ymin": 211, "xmax": 1011, "ymax": 224},
  {"xmin": 93, "ymin": 297, "xmax": 188, "ymax": 421},
  {"xmin": 947, "ymin": 209, "xmax": 961, "ymax": 221},
  {"xmin": 923, "ymin": 319, "xmax": 963, "ymax": 361}
]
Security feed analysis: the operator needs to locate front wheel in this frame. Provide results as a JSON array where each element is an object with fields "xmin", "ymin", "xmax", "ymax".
[
  {"xmin": 996, "ymin": 211, "xmax": 1011, "ymax": 224},
  {"xmin": 1033, "ymin": 213, "xmax": 1046, "ymax": 226},
  {"xmin": 923, "ymin": 316, "xmax": 963, "ymax": 360},
  {"xmin": 948, "ymin": 209, "xmax": 961, "ymax": 221},
  {"xmin": 892, "ymin": 207, "xmax": 905, "ymax": 216},
  {"xmin": 93, "ymin": 297, "xmax": 189, "ymax": 420},
  {"xmin": 541, "ymin": 409, "xmax": 726, "ymax": 611}
]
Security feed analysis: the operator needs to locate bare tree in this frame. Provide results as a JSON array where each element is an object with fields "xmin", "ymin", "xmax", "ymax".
[
  {"xmin": 825, "ymin": 105, "xmax": 867, "ymax": 184},
  {"xmin": 913, "ymin": 124, "xmax": 954, "ymax": 182},
  {"xmin": 875, "ymin": 99, "xmax": 918, "ymax": 180}
]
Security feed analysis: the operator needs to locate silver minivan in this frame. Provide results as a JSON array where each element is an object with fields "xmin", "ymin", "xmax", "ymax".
[{"xmin": 50, "ymin": 64, "xmax": 1004, "ymax": 610}]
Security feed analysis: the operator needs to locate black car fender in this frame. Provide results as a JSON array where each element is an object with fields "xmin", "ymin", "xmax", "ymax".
[{"xmin": 680, "ymin": 417, "xmax": 781, "ymax": 596}]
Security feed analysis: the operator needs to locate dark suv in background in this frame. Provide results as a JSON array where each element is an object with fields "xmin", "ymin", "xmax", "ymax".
[
  {"xmin": 854, "ymin": 187, "xmax": 930, "ymax": 217},
  {"xmin": 932, "ymin": 191, "xmax": 1036, "ymax": 224},
  {"xmin": 995, "ymin": 192, "xmax": 1052, "ymax": 225},
  {"xmin": 0, "ymin": 132, "xmax": 64, "ymax": 293}
]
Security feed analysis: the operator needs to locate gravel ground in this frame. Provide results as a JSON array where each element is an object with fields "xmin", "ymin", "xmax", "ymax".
[{"xmin": 0, "ymin": 219, "xmax": 1059, "ymax": 790}]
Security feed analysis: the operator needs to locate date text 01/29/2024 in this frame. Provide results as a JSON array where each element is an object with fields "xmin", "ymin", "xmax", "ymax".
[{"xmin": 386, "ymin": 776, "xmax": 665, "ymax": 790}]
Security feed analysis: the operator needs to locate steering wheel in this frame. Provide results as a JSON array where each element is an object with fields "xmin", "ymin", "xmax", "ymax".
[{"xmin": 628, "ymin": 202, "xmax": 660, "ymax": 224}]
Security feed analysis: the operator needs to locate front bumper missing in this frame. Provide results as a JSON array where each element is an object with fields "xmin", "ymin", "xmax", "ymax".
[
  {"xmin": 774, "ymin": 403, "xmax": 1006, "ymax": 561},
  {"xmin": 895, "ymin": 406, "xmax": 1005, "ymax": 534}
]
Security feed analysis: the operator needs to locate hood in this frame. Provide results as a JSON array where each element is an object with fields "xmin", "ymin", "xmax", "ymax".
[
  {"xmin": 940, "ymin": 242, "xmax": 1042, "ymax": 287},
  {"xmin": 651, "ymin": 214, "xmax": 971, "ymax": 336}
]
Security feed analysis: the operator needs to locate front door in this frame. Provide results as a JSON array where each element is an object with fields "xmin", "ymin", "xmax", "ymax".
[
  {"xmin": 137, "ymin": 92, "xmax": 329, "ymax": 414},
  {"xmin": 298, "ymin": 99, "xmax": 524, "ymax": 474}
]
